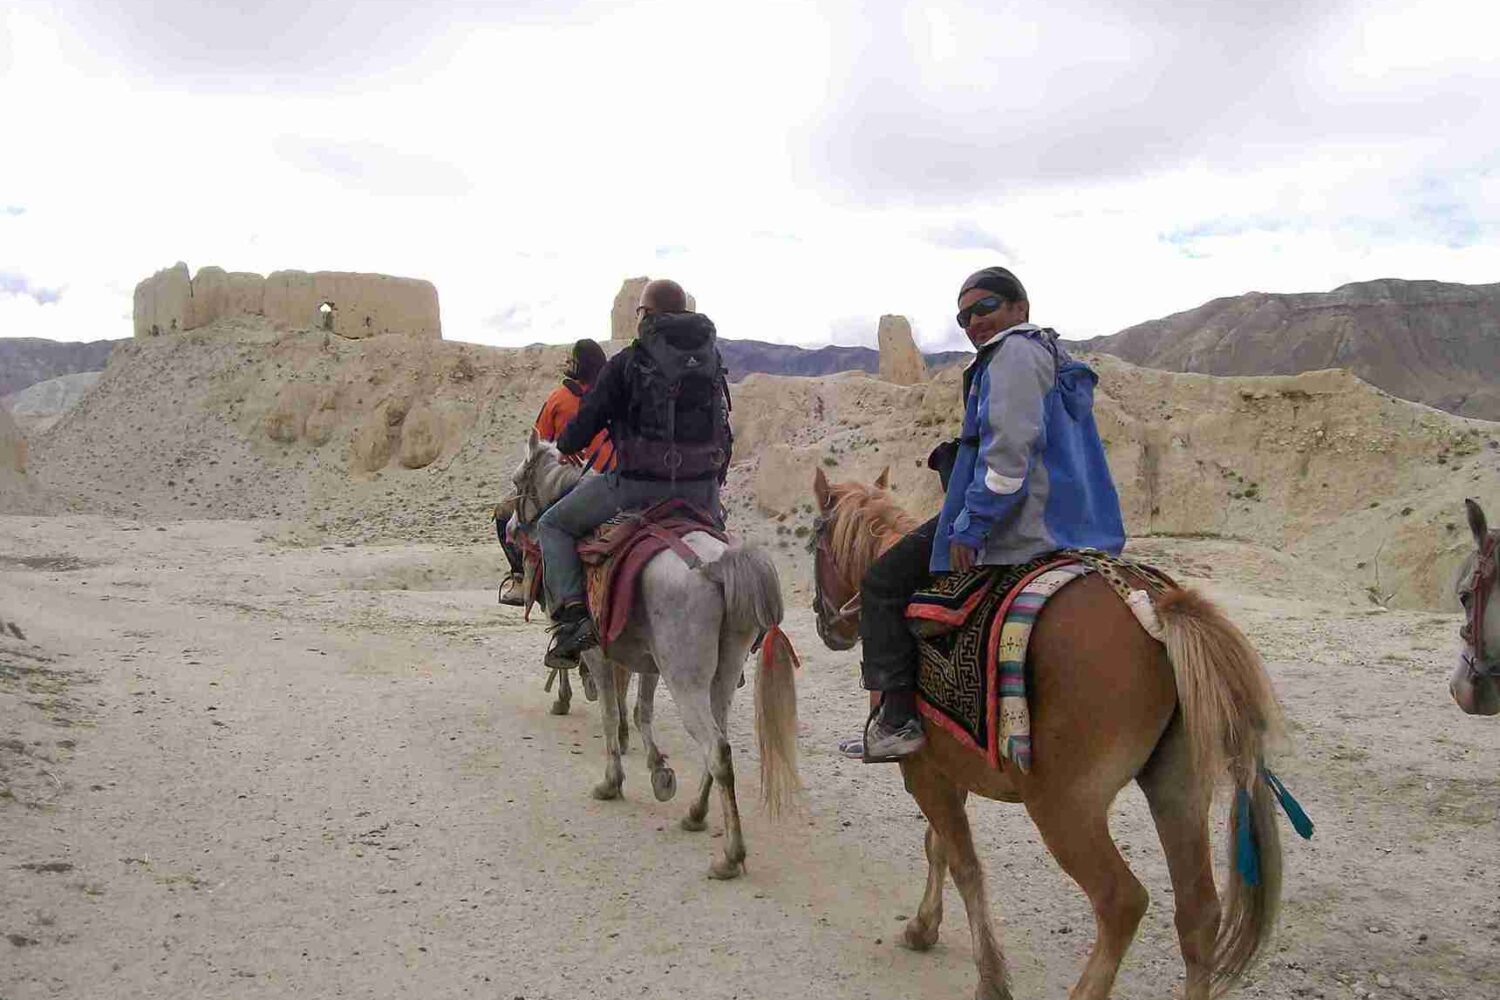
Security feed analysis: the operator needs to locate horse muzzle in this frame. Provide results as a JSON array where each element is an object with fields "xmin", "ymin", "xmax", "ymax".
[{"xmin": 1451, "ymin": 650, "xmax": 1500, "ymax": 716}]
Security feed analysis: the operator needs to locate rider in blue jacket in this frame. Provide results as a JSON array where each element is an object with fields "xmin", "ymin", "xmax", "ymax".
[{"xmin": 861, "ymin": 266, "xmax": 1125, "ymax": 761}]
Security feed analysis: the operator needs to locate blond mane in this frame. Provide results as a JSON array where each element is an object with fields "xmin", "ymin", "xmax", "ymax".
[{"xmin": 827, "ymin": 481, "xmax": 921, "ymax": 590}]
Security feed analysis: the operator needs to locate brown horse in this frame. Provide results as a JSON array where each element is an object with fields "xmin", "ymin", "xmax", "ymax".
[
  {"xmin": 811, "ymin": 468, "xmax": 1288, "ymax": 1000},
  {"xmin": 1451, "ymin": 498, "xmax": 1499, "ymax": 715}
]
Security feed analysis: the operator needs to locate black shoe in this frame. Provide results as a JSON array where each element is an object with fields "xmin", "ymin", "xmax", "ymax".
[{"xmin": 547, "ymin": 605, "xmax": 598, "ymax": 665}]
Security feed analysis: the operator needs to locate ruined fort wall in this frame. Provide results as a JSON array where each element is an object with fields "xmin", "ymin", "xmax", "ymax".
[{"xmin": 133, "ymin": 262, "xmax": 440, "ymax": 340}]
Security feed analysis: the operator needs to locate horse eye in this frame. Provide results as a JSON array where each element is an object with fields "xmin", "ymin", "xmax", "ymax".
[{"xmin": 1459, "ymin": 591, "xmax": 1472, "ymax": 608}]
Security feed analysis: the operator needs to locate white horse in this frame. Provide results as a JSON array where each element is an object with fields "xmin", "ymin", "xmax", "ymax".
[{"xmin": 513, "ymin": 430, "xmax": 800, "ymax": 878}]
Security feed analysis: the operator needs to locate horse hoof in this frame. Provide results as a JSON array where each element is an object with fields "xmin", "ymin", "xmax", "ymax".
[
  {"xmin": 902, "ymin": 920, "xmax": 939, "ymax": 952},
  {"xmin": 592, "ymin": 782, "xmax": 622, "ymax": 801},
  {"xmin": 550, "ymin": 699, "xmax": 570, "ymax": 716},
  {"xmin": 680, "ymin": 815, "xmax": 707, "ymax": 833},
  {"xmin": 651, "ymin": 767, "xmax": 677, "ymax": 802},
  {"xmin": 708, "ymin": 858, "xmax": 743, "ymax": 880}
]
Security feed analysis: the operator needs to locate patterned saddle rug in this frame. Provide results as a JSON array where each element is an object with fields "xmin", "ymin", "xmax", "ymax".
[
  {"xmin": 575, "ymin": 499, "xmax": 727, "ymax": 653},
  {"xmin": 905, "ymin": 550, "xmax": 1174, "ymax": 773}
]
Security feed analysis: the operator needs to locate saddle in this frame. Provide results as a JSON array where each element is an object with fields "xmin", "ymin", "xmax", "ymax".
[
  {"xmin": 576, "ymin": 499, "xmax": 727, "ymax": 652},
  {"xmin": 904, "ymin": 550, "xmax": 1174, "ymax": 772}
]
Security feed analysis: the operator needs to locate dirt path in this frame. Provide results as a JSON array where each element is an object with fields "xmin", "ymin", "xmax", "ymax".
[{"xmin": 2, "ymin": 515, "xmax": 1497, "ymax": 1000}]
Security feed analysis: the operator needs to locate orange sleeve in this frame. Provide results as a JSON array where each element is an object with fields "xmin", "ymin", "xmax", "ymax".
[{"xmin": 534, "ymin": 388, "xmax": 570, "ymax": 441}]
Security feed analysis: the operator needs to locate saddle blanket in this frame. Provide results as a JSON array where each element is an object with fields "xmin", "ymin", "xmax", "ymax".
[
  {"xmin": 576, "ymin": 499, "xmax": 727, "ymax": 651},
  {"xmin": 906, "ymin": 551, "xmax": 1173, "ymax": 773}
]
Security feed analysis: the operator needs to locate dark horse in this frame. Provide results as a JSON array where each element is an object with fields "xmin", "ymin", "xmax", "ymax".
[{"xmin": 811, "ymin": 468, "xmax": 1289, "ymax": 1000}]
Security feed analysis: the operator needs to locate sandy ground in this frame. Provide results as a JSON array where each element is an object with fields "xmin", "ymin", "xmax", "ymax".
[{"xmin": 2, "ymin": 515, "xmax": 1498, "ymax": 1000}]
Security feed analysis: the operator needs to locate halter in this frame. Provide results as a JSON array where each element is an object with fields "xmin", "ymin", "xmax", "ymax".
[
  {"xmin": 1460, "ymin": 531, "xmax": 1498, "ymax": 678},
  {"xmin": 810, "ymin": 514, "xmax": 862, "ymax": 651}
]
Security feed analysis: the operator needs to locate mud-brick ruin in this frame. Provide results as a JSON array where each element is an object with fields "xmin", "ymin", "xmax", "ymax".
[{"xmin": 133, "ymin": 262, "xmax": 442, "ymax": 340}]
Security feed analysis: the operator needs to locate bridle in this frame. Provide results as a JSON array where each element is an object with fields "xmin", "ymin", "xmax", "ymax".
[
  {"xmin": 811, "ymin": 513, "xmax": 862, "ymax": 651},
  {"xmin": 1460, "ymin": 531, "xmax": 1498, "ymax": 679}
]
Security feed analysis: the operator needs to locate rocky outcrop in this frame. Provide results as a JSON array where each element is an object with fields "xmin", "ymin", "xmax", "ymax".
[
  {"xmin": 716, "ymin": 340, "xmax": 969, "ymax": 381},
  {"xmin": 608, "ymin": 276, "xmax": 698, "ymax": 341},
  {"xmin": 877, "ymin": 315, "xmax": 927, "ymax": 385},
  {"xmin": 133, "ymin": 262, "xmax": 441, "ymax": 340},
  {"xmin": 1081, "ymin": 278, "xmax": 1500, "ymax": 420}
]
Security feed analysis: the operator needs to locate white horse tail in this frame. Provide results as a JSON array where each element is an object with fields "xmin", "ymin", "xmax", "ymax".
[{"xmin": 703, "ymin": 544, "xmax": 801, "ymax": 818}]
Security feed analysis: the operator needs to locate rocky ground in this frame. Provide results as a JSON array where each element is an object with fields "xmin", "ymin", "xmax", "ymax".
[{"xmin": 2, "ymin": 514, "xmax": 1497, "ymax": 1000}]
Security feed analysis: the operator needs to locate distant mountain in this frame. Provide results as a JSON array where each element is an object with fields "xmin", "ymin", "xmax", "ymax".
[
  {"xmin": 0, "ymin": 337, "xmax": 120, "ymax": 396},
  {"xmin": 1078, "ymin": 279, "xmax": 1500, "ymax": 420},
  {"xmin": 718, "ymin": 339, "xmax": 970, "ymax": 381}
]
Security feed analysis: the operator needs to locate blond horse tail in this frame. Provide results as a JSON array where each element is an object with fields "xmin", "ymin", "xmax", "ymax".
[
  {"xmin": 702, "ymin": 544, "xmax": 801, "ymax": 818},
  {"xmin": 1155, "ymin": 587, "xmax": 1284, "ymax": 994}
]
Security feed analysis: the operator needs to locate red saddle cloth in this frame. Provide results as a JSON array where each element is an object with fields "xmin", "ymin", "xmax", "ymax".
[{"xmin": 575, "ymin": 499, "xmax": 728, "ymax": 651}]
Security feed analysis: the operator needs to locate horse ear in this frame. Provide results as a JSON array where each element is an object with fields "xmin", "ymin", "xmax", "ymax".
[
  {"xmin": 1467, "ymin": 498, "xmax": 1489, "ymax": 545},
  {"xmin": 874, "ymin": 466, "xmax": 890, "ymax": 490},
  {"xmin": 527, "ymin": 427, "xmax": 540, "ymax": 455},
  {"xmin": 813, "ymin": 467, "xmax": 833, "ymax": 511}
]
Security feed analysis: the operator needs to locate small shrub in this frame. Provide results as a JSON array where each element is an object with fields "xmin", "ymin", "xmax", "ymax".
[{"xmin": 822, "ymin": 456, "xmax": 838, "ymax": 467}]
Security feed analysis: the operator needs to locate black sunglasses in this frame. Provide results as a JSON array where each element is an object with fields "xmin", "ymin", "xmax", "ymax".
[{"xmin": 956, "ymin": 295, "xmax": 1005, "ymax": 329}]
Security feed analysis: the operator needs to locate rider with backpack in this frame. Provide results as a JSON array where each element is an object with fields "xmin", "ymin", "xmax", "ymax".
[{"xmin": 539, "ymin": 278, "xmax": 733, "ymax": 664}]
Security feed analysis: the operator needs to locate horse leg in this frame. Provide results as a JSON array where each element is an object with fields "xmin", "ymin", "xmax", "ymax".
[
  {"xmin": 902, "ymin": 822, "xmax": 949, "ymax": 952},
  {"xmin": 704, "ymin": 636, "xmax": 754, "ymax": 878},
  {"xmin": 1138, "ymin": 717, "xmax": 1219, "ymax": 1000},
  {"xmin": 550, "ymin": 667, "xmax": 571, "ymax": 716},
  {"xmin": 590, "ymin": 656, "xmax": 625, "ymax": 800},
  {"xmin": 635, "ymin": 674, "xmax": 677, "ymax": 801},
  {"xmin": 680, "ymin": 771, "xmax": 712, "ymax": 832},
  {"xmin": 615, "ymin": 667, "xmax": 631, "ymax": 754},
  {"xmin": 901, "ymin": 754, "xmax": 1008, "ymax": 1000},
  {"xmin": 1025, "ymin": 791, "xmax": 1149, "ymax": 1000}
]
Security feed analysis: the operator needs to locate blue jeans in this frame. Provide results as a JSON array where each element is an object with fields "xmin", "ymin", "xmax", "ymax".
[{"xmin": 537, "ymin": 474, "xmax": 720, "ymax": 615}]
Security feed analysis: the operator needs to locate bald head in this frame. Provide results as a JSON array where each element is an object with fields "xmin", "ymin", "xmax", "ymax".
[{"xmin": 639, "ymin": 278, "xmax": 689, "ymax": 314}]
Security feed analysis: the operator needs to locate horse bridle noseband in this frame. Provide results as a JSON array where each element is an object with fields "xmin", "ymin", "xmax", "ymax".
[
  {"xmin": 1460, "ymin": 531, "xmax": 1498, "ymax": 678},
  {"xmin": 811, "ymin": 514, "xmax": 861, "ymax": 650}
]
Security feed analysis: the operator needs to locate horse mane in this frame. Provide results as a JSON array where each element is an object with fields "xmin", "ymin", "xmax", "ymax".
[{"xmin": 828, "ymin": 481, "xmax": 920, "ymax": 587}]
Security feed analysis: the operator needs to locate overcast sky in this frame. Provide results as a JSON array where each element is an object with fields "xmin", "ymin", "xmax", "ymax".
[{"xmin": 2, "ymin": 0, "xmax": 1497, "ymax": 351}]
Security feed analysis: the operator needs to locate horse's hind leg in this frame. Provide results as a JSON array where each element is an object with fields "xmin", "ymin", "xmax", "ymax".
[
  {"xmin": 1025, "ymin": 789, "xmax": 1149, "ymax": 1000},
  {"xmin": 903, "ymin": 822, "xmax": 949, "ymax": 952},
  {"xmin": 1138, "ymin": 716, "xmax": 1219, "ymax": 1000},
  {"xmin": 615, "ymin": 668, "xmax": 631, "ymax": 754},
  {"xmin": 589, "ymin": 655, "xmax": 625, "ymax": 800},
  {"xmin": 550, "ymin": 668, "xmax": 571, "ymax": 716},
  {"xmin": 635, "ymin": 674, "xmax": 676, "ymax": 801},
  {"xmin": 680, "ymin": 771, "xmax": 712, "ymax": 832},
  {"xmin": 902, "ymin": 753, "xmax": 1009, "ymax": 999}
]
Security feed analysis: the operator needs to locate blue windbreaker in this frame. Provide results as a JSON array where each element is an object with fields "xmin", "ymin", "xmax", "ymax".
[{"xmin": 930, "ymin": 324, "xmax": 1124, "ymax": 572}]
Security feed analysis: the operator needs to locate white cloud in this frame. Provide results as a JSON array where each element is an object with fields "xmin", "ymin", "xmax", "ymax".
[{"xmin": 1, "ymin": 0, "xmax": 1496, "ymax": 352}]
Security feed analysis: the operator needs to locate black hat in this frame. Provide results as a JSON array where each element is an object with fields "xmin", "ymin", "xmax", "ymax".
[{"xmin": 959, "ymin": 266, "xmax": 1026, "ymax": 303}]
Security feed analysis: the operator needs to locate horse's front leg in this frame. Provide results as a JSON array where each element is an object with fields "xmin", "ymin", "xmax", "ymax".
[
  {"xmin": 614, "ymin": 667, "xmax": 631, "ymax": 754},
  {"xmin": 902, "ymin": 754, "xmax": 1009, "ymax": 1000},
  {"xmin": 550, "ymin": 667, "xmax": 572, "ymax": 716},
  {"xmin": 634, "ymin": 674, "xmax": 676, "ymax": 801},
  {"xmin": 588, "ymin": 652, "xmax": 624, "ymax": 800},
  {"xmin": 903, "ymin": 822, "xmax": 949, "ymax": 951}
]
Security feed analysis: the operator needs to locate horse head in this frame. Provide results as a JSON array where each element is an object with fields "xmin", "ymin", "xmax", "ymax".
[
  {"xmin": 809, "ymin": 466, "xmax": 913, "ymax": 651},
  {"xmin": 511, "ymin": 428, "xmax": 587, "ymax": 528},
  {"xmin": 1451, "ymin": 498, "xmax": 1500, "ymax": 716}
]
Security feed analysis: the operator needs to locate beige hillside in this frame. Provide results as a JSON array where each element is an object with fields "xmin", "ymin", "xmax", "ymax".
[{"xmin": 23, "ymin": 311, "xmax": 1499, "ymax": 610}]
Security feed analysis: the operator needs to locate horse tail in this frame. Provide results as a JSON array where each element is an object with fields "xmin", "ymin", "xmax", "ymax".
[
  {"xmin": 703, "ymin": 544, "xmax": 801, "ymax": 818},
  {"xmin": 1154, "ymin": 586, "xmax": 1284, "ymax": 993}
]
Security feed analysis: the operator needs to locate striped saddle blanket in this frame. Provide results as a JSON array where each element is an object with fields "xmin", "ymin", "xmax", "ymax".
[{"xmin": 904, "ymin": 551, "xmax": 1172, "ymax": 773}]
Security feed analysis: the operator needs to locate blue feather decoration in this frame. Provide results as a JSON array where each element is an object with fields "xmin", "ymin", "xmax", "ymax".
[
  {"xmin": 1262, "ymin": 768, "xmax": 1315, "ymax": 840},
  {"xmin": 1234, "ymin": 787, "xmax": 1260, "ymax": 886}
]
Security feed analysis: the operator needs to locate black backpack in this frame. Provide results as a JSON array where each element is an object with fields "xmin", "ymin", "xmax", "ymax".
[{"xmin": 619, "ymin": 312, "xmax": 733, "ymax": 482}]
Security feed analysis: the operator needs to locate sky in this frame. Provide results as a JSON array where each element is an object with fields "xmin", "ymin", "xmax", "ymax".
[{"xmin": 1, "ymin": 0, "xmax": 1498, "ymax": 352}]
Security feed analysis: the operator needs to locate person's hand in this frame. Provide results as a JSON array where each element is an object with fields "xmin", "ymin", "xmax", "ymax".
[{"xmin": 949, "ymin": 542, "xmax": 978, "ymax": 573}]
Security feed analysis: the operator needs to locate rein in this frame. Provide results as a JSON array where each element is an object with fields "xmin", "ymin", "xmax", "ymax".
[
  {"xmin": 1462, "ymin": 531, "xmax": 1498, "ymax": 677},
  {"xmin": 811, "ymin": 514, "xmax": 862, "ymax": 648}
]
